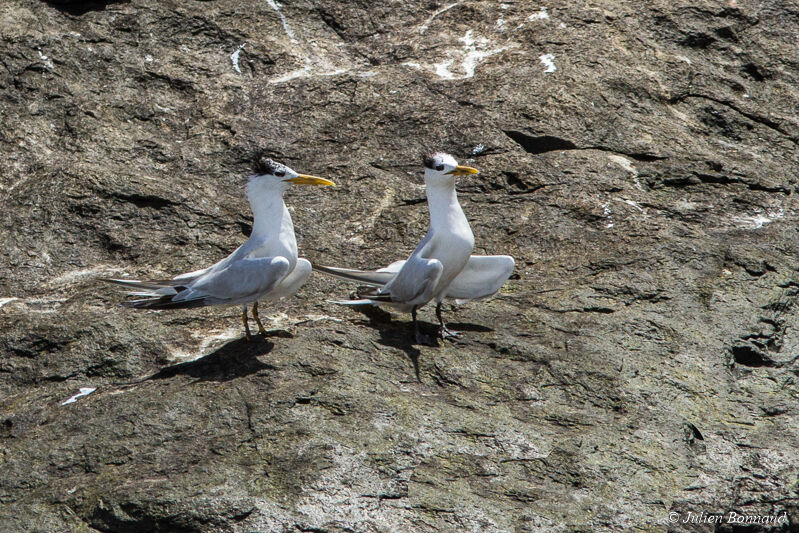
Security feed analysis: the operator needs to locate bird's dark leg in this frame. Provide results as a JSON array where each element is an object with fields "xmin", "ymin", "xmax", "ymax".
[
  {"xmin": 242, "ymin": 305, "xmax": 252, "ymax": 341},
  {"xmin": 252, "ymin": 301, "xmax": 268, "ymax": 336},
  {"xmin": 436, "ymin": 301, "xmax": 460, "ymax": 339},
  {"xmin": 412, "ymin": 306, "xmax": 423, "ymax": 345}
]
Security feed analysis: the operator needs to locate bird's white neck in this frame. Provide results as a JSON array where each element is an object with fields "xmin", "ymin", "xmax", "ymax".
[
  {"xmin": 425, "ymin": 179, "xmax": 469, "ymax": 231},
  {"xmin": 246, "ymin": 180, "xmax": 298, "ymax": 260}
]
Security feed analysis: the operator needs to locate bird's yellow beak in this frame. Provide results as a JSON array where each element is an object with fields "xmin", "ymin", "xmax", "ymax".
[
  {"xmin": 446, "ymin": 165, "xmax": 479, "ymax": 176},
  {"xmin": 284, "ymin": 174, "xmax": 336, "ymax": 186}
]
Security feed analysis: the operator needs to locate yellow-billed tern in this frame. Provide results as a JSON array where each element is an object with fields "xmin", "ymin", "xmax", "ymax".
[
  {"xmin": 314, "ymin": 152, "xmax": 514, "ymax": 343},
  {"xmin": 105, "ymin": 157, "xmax": 334, "ymax": 339}
]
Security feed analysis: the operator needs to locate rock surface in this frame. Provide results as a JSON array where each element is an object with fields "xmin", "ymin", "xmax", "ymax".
[{"xmin": 2, "ymin": 0, "xmax": 799, "ymax": 531}]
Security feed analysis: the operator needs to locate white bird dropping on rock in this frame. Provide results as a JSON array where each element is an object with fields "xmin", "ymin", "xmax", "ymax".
[
  {"xmin": 539, "ymin": 53, "xmax": 556, "ymax": 73},
  {"xmin": 62, "ymin": 387, "xmax": 96, "ymax": 405}
]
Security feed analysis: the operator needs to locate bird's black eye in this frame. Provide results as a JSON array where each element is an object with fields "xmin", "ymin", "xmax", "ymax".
[
  {"xmin": 435, "ymin": 164, "xmax": 444, "ymax": 171},
  {"xmin": 275, "ymin": 170, "xmax": 285, "ymax": 177}
]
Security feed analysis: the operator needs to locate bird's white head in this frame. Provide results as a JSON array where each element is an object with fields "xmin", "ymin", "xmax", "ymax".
[
  {"xmin": 422, "ymin": 152, "xmax": 479, "ymax": 187},
  {"xmin": 250, "ymin": 156, "xmax": 335, "ymax": 192}
]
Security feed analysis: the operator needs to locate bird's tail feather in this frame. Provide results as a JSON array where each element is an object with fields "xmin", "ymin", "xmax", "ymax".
[
  {"xmin": 328, "ymin": 289, "xmax": 394, "ymax": 306},
  {"xmin": 312, "ymin": 264, "xmax": 393, "ymax": 287},
  {"xmin": 102, "ymin": 278, "xmax": 203, "ymax": 309},
  {"xmin": 328, "ymin": 299, "xmax": 377, "ymax": 306},
  {"xmin": 101, "ymin": 278, "xmax": 187, "ymax": 296},
  {"xmin": 121, "ymin": 295, "xmax": 208, "ymax": 310}
]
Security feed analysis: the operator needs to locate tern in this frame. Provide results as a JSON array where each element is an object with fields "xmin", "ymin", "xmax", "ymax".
[
  {"xmin": 104, "ymin": 157, "xmax": 335, "ymax": 339},
  {"xmin": 314, "ymin": 152, "xmax": 514, "ymax": 344}
]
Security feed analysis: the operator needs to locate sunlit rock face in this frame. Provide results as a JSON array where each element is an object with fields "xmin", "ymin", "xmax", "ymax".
[{"xmin": 1, "ymin": 1, "xmax": 798, "ymax": 531}]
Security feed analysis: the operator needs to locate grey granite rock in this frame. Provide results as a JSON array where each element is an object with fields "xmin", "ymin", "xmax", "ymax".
[{"xmin": 1, "ymin": 0, "xmax": 798, "ymax": 531}]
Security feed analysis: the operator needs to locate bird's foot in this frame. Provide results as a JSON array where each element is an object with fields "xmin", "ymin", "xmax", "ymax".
[{"xmin": 439, "ymin": 327, "xmax": 461, "ymax": 340}]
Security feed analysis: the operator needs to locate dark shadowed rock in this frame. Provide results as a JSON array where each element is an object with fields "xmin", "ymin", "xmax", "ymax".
[{"xmin": 1, "ymin": 0, "xmax": 798, "ymax": 531}]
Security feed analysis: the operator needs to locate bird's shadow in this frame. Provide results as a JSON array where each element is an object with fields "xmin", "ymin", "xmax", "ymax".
[
  {"xmin": 357, "ymin": 306, "xmax": 475, "ymax": 379},
  {"xmin": 146, "ymin": 337, "xmax": 275, "ymax": 382},
  {"xmin": 351, "ymin": 306, "xmax": 496, "ymax": 381},
  {"xmin": 353, "ymin": 306, "xmax": 422, "ymax": 381},
  {"xmin": 442, "ymin": 322, "xmax": 494, "ymax": 333}
]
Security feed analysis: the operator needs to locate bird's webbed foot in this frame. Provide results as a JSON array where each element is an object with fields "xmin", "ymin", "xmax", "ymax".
[
  {"xmin": 435, "ymin": 302, "xmax": 459, "ymax": 341},
  {"xmin": 252, "ymin": 301, "xmax": 268, "ymax": 336},
  {"xmin": 439, "ymin": 326, "xmax": 461, "ymax": 340}
]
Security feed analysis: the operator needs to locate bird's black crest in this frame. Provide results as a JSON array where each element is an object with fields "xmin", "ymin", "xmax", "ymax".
[
  {"xmin": 423, "ymin": 152, "xmax": 437, "ymax": 170},
  {"xmin": 254, "ymin": 155, "xmax": 280, "ymax": 175}
]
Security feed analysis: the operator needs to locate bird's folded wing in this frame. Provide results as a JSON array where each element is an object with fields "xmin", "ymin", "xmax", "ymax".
[
  {"xmin": 312, "ymin": 264, "xmax": 397, "ymax": 287},
  {"xmin": 115, "ymin": 257, "xmax": 291, "ymax": 310},
  {"xmin": 381, "ymin": 256, "xmax": 443, "ymax": 304},
  {"xmin": 265, "ymin": 258, "xmax": 312, "ymax": 300},
  {"xmin": 445, "ymin": 255, "xmax": 515, "ymax": 301},
  {"xmin": 180, "ymin": 256, "xmax": 291, "ymax": 303}
]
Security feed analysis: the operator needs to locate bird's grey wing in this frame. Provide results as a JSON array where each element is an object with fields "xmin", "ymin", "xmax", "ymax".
[
  {"xmin": 180, "ymin": 256, "xmax": 291, "ymax": 302},
  {"xmin": 265, "ymin": 258, "xmax": 312, "ymax": 300},
  {"xmin": 381, "ymin": 255, "xmax": 443, "ymax": 305},
  {"xmin": 445, "ymin": 255, "xmax": 515, "ymax": 301},
  {"xmin": 402, "ymin": 229, "xmax": 437, "ymax": 263},
  {"xmin": 104, "ymin": 257, "xmax": 237, "ymax": 300},
  {"xmin": 105, "ymin": 243, "xmax": 248, "ymax": 293},
  {"xmin": 123, "ymin": 257, "xmax": 290, "ymax": 309}
]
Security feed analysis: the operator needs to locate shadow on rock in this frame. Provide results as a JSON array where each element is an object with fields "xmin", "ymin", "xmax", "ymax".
[
  {"xmin": 353, "ymin": 306, "xmax": 425, "ymax": 381},
  {"xmin": 147, "ymin": 337, "xmax": 276, "ymax": 382},
  {"xmin": 445, "ymin": 322, "xmax": 494, "ymax": 334},
  {"xmin": 44, "ymin": 0, "xmax": 131, "ymax": 16}
]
